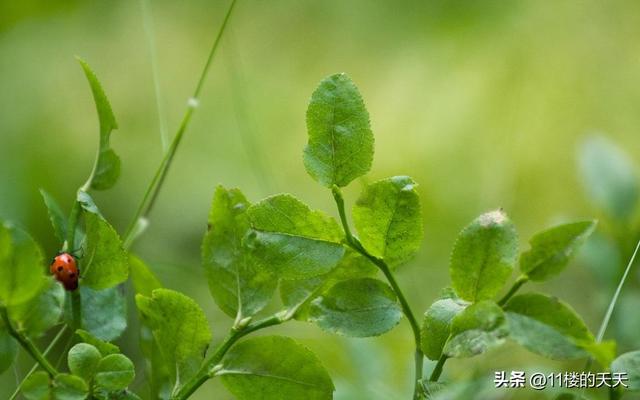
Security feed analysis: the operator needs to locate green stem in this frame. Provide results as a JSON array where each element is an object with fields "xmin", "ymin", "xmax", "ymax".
[
  {"xmin": 429, "ymin": 354, "xmax": 448, "ymax": 382},
  {"xmin": 1, "ymin": 309, "xmax": 58, "ymax": 378},
  {"xmin": 331, "ymin": 186, "xmax": 424, "ymax": 400},
  {"xmin": 579, "ymin": 236, "xmax": 640, "ymax": 396},
  {"xmin": 595, "ymin": 237, "xmax": 640, "ymax": 342},
  {"xmin": 140, "ymin": 0, "xmax": 168, "ymax": 152},
  {"xmin": 123, "ymin": 0, "xmax": 237, "ymax": 249},
  {"xmin": 70, "ymin": 290, "xmax": 82, "ymax": 330},
  {"xmin": 331, "ymin": 186, "xmax": 353, "ymax": 240},
  {"xmin": 497, "ymin": 275, "xmax": 529, "ymax": 306},
  {"xmin": 9, "ymin": 325, "xmax": 67, "ymax": 400},
  {"xmin": 172, "ymin": 314, "xmax": 283, "ymax": 400}
]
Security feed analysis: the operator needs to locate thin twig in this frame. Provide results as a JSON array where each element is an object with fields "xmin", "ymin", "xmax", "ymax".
[
  {"xmin": 1, "ymin": 309, "xmax": 58, "ymax": 378},
  {"xmin": 331, "ymin": 186, "xmax": 424, "ymax": 400},
  {"xmin": 596, "ymin": 237, "xmax": 640, "ymax": 342}
]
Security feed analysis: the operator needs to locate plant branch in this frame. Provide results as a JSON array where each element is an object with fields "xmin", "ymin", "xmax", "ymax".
[
  {"xmin": 9, "ymin": 325, "xmax": 67, "ymax": 400},
  {"xmin": 172, "ymin": 314, "xmax": 283, "ymax": 400},
  {"xmin": 1, "ymin": 308, "xmax": 58, "ymax": 378},
  {"xmin": 331, "ymin": 186, "xmax": 424, "ymax": 400},
  {"xmin": 497, "ymin": 275, "xmax": 529, "ymax": 306},
  {"xmin": 174, "ymin": 285, "xmax": 319, "ymax": 400},
  {"xmin": 123, "ymin": 0, "xmax": 238, "ymax": 249}
]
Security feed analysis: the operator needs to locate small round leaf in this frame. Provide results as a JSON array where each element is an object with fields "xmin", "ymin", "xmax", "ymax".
[
  {"xmin": 22, "ymin": 371, "xmax": 50, "ymax": 400},
  {"xmin": 53, "ymin": 373, "xmax": 88, "ymax": 400},
  {"xmin": 94, "ymin": 354, "xmax": 135, "ymax": 391},
  {"xmin": 68, "ymin": 343, "xmax": 102, "ymax": 383}
]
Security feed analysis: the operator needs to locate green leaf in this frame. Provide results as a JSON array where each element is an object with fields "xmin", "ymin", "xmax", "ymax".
[
  {"xmin": 220, "ymin": 336, "xmax": 334, "ymax": 400},
  {"xmin": 353, "ymin": 176, "xmax": 423, "ymax": 267},
  {"xmin": 129, "ymin": 255, "xmax": 169, "ymax": 398},
  {"xmin": 140, "ymin": 324, "xmax": 172, "ymax": 400},
  {"xmin": 94, "ymin": 354, "xmax": 135, "ymax": 391},
  {"xmin": 520, "ymin": 221, "xmax": 597, "ymax": 281},
  {"xmin": 40, "ymin": 189, "xmax": 67, "ymax": 242},
  {"xmin": 279, "ymin": 249, "xmax": 377, "ymax": 321},
  {"xmin": 505, "ymin": 293, "xmax": 593, "ymax": 341},
  {"xmin": 309, "ymin": 278, "xmax": 402, "ymax": 337},
  {"xmin": 505, "ymin": 312, "xmax": 587, "ymax": 360},
  {"xmin": 76, "ymin": 329, "xmax": 120, "ymax": 356},
  {"xmin": 0, "ymin": 324, "xmax": 18, "ymax": 374},
  {"xmin": 136, "ymin": 289, "xmax": 212, "ymax": 385},
  {"xmin": 420, "ymin": 297, "xmax": 468, "ymax": 360},
  {"xmin": 579, "ymin": 135, "xmax": 639, "ymax": 221},
  {"xmin": 76, "ymin": 286, "xmax": 127, "ymax": 341},
  {"xmin": 504, "ymin": 293, "xmax": 593, "ymax": 360},
  {"xmin": 77, "ymin": 190, "xmax": 101, "ymax": 216},
  {"xmin": 444, "ymin": 300, "xmax": 508, "ymax": 358},
  {"xmin": 128, "ymin": 256, "xmax": 170, "ymax": 398},
  {"xmin": 247, "ymin": 194, "xmax": 345, "ymax": 279},
  {"xmin": 0, "ymin": 222, "xmax": 48, "ymax": 306},
  {"xmin": 8, "ymin": 278, "xmax": 65, "ymax": 338},
  {"xmin": 53, "ymin": 373, "xmax": 89, "ymax": 400},
  {"xmin": 129, "ymin": 255, "xmax": 162, "ymax": 297},
  {"xmin": 77, "ymin": 58, "xmax": 120, "ymax": 191},
  {"xmin": 611, "ymin": 351, "xmax": 640, "ymax": 391},
  {"xmin": 279, "ymin": 276, "xmax": 327, "ymax": 321},
  {"xmin": 81, "ymin": 212, "xmax": 128, "ymax": 290},
  {"xmin": 304, "ymin": 73, "xmax": 374, "ymax": 188},
  {"xmin": 330, "ymin": 249, "xmax": 379, "ymax": 280},
  {"xmin": 202, "ymin": 186, "xmax": 276, "ymax": 319},
  {"xmin": 450, "ymin": 210, "xmax": 518, "ymax": 302},
  {"xmin": 68, "ymin": 343, "xmax": 102, "ymax": 383},
  {"xmin": 22, "ymin": 371, "xmax": 50, "ymax": 400}
]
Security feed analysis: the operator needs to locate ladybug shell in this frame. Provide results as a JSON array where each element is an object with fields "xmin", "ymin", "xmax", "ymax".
[{"xmin": 50, "ymin": 253, "xmax": 79, "ymax": 291}]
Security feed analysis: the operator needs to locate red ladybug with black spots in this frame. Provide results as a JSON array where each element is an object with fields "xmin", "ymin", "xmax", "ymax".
[{"xmin": 50, "ymin": 252, "xmax": 79, "ymax": 291}]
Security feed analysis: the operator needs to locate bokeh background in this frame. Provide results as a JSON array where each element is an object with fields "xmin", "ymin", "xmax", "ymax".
[{"xmin": 2, "ymin": 1, "xmax": 640, "ymax": 398}]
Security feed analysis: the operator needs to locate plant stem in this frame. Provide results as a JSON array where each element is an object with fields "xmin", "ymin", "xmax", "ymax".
[
  {"xmin": 579, "ymin": 238, "xmax": 640, "ymax": 389},
  {"xmin": 9, "ymin": 325, "xmax": 67, "ymax": 400},
  {"xmin": 123, "ymin": 0, "xmax": 238, "ymax": 249},
  {"xmin": 429, "ymin": 354, "xmax": 448, "ymax": 382},
  {"xmin": 70, "ymin": 290, "xmax": 82, "ymax": 330},
  {"xmin": 63, "ymin": 199, "xmax": 82, "ymax": 252},
  {"xmin": 497, "ymin": 275, "xmax": 529, "ymax": 306},
  {"xmin": 331, "ymin": 186, "xmax": 354, "ymax": 240},
  {"xmin": 64, "ymin": 203, "xmax": 83, "ymax": 332},
  {"xmin": 331, "ymin": 186, "xmax": 424, "ymax": 400},
  {"xmin": 595, "ymin": 237, "xmax": 640, "ymax": 343},
  {"xmin": 1, "ymin": 308, "xmax": 58, "ymax": 378},
  {"xmin": 172, "ymin": 314, "xmax": 283, "ymax": 400},
  {"xmin": 140, "ymin": 0, "xmax": 168, "ymax": 152}
]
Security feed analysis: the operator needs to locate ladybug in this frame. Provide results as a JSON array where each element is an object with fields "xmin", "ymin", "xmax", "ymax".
[{"xmin": 50, "ymin": 252, "xmax": 79, "ymax": 291}]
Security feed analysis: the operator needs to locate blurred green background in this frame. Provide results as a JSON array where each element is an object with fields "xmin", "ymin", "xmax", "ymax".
[{"xmin": 2, "ymin": 0, "xmax": 640, "ymax": 398}]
